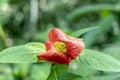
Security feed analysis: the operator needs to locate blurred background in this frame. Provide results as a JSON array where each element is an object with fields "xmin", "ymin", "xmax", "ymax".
[{"xmin": 0, "ymin": 0, "xmax": 120, "ymax": 80}]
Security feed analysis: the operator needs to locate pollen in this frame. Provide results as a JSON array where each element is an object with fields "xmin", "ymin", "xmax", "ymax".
[{"xmin": 54, "ymin": 42, "xmax": 67, "ymax": 53}]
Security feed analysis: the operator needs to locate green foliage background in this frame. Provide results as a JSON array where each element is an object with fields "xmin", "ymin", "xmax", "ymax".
[{"xmin": 0, "ymin": 0, "xmax": 120, "ymax": 80}]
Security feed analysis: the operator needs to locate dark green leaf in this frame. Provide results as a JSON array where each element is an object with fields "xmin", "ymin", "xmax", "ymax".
[
  {"xmin": 66, "ymin": 4, "xmax": 119, "ymax": 21},
  {"xmin": 0, "ymin": 25, "xmax": 6, "ymax": 50},
  {"xmin": 83, "ymin": 14, "xmax": 116, "ymax": 48},
  {"xmin": 0, "ymin": 25, "xmax": 5, "ymax": 40},
  {"xmin": 47, "ymin": 64, "xmax": 82, "ymax": 80},
  {"xmin": 70, "ymin": 27, "xmax": 98, "ymax": 38}
]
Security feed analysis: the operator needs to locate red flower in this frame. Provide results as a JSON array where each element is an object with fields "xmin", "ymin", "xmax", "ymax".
[{"xmin": 37, "ymin": 28, "xmax": 84, "ymax": 64}]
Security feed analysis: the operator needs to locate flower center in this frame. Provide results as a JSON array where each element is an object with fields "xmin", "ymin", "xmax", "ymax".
[{"xmin": 54, "ymin": 42, "xmax": 66, "ymax": 53}]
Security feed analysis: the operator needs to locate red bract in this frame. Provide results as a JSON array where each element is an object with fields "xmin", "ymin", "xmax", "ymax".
[{"xmin": 37, "ymin": 28, "xmax": 84, "ymax": 64}]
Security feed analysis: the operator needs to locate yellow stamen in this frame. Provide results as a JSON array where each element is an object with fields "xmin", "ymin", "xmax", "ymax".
[{"xmin": 54, "ymin": 42, "xmax": 66, "ymax": 53}]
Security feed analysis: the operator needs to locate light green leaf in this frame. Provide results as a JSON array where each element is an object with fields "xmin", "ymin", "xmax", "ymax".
[
  {"xmin": 30, "ymin": 62, "xmax": 51, "ymax": 80},
  {"xmin": 0, "ymin": 64, "xmax": 14, "ymax": 80},
  {"xmin": 0, "ymin": 42, "xmax": 45, "ymax": 63},
  {"xmin": 13, "ymin": 64, "xmax": 30, "ymax": 77},
  {"xmin": 103, "ymin": 46, "xmax": 120, "ymax": 61},
  {"xmin": 90, "ymin": 74, "xmax": 120, "ymax": 80},
  {"xmin": 70, "ymin": 27, "xmax": 98, "ymax": 38},
  {"xmin": 26, "ymin": 42, "xmax": 46, "ymax": 52},
  {"xmin": 77, "ymin": 49, "xmax": 120, "ymax": 72},
  {"xmin": 69, "ymin": 61, "xmax": 94, "ymax": 77}
]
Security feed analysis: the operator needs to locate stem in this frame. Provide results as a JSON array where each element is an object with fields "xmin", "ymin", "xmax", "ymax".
[
  {"xmin": 0, "ymin": 25, "xmax": 7, "ymax": 50},
  {"xmin": 53, "ymin": 66, "xmax": 58, "ymax": 80},
  {"xmin": 47, "ymin": 63, "xmax": 58, "ymax": 80}
]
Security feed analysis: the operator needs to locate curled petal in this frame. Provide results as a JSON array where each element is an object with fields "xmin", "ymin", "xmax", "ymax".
[
  {"xmin": 37, "ymin": 49, "xmax": 70, "ymax": 64},
  {"xmin": 45, "ymin": 40, "xmax": 53, "ymax": 51},
  {"xmin": 66, "ymin": 39, "xmax": 84, "ymax": 59},
  {"xmin": 49, "ymin": 28, "xmax": 67, "ymax": 43}
]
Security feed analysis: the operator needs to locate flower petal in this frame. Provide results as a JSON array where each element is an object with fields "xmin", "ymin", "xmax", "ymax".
[
  {"xmin": 45, "ymin": 40, "xmax": 53, "ymax": 51},
  {"xmin": 37, "ymin": 49, "xmax": 70, "ymax": 64},
  {"xmin": 66, "ymin": 38, "xmax": 84, "ymax": 59},
  {"xmin": 49, "ymin": 28, "xmax": 67, "ymax": 43},
  {"xmin": 38, "ymin": 28, "xmax": 84, "ymax": 64}
]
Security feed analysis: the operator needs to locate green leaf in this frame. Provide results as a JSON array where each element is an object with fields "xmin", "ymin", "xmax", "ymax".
[
  {"xmin": 0, "ymin": 64, "xmax": 14, "ymax": 80},
  {"xmin": 103, "ymin": 46, "xmax": 120, "ymax": 61},
  {"xmin": 0, "ymin": 25, "xmax": 6, "ymax": 40},
  {"xmin": 0, "ymin": 25, "xmax": 6, "ymax": 50},
  {"xmin": 47, "ymin": 64, "xmax": 82, "ymax": 80},
  {"xmin": 0, "ymin": 42, "xmax": 45, "ymax": 63},
  {"xmin": 26, "ymin": 42, "xmax": 46, "ymax": 52},
  {"xmin": 70, "ymin": 27, "xmax": 98, "ymax": 38},
  {"xmin": 30, "ymin": 62, "xmax": 51, "ymax": 80},
  {"xmin": 66, "ymin": 4, "xmax": 119, "ymax": 21},
  {"xmin": 69, "ymin": 61, "xmax": 94, "ymax": 77},
  {"xmin": 77, "ymin": 49, "xmax": 120, "ymax": 72},
  {"xmin": 90, "ymin": 74, "xmax": 120, "ymax": 80},
  {"xmin": 13, "ymin": 64, "xmax": 30, "ymax": 77},
  {"xmin": 83, "ymin": 14, "xmax": 116, "ymax": 48}
]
